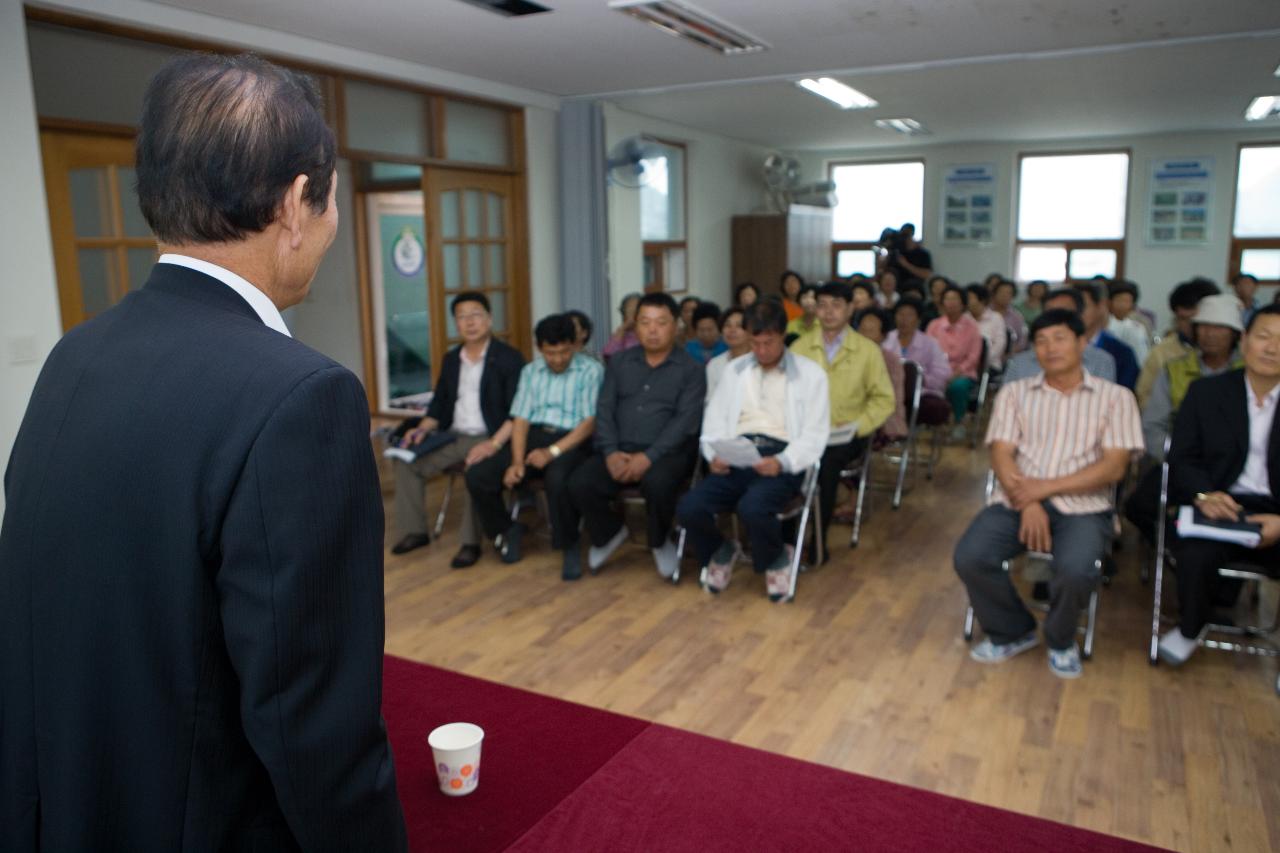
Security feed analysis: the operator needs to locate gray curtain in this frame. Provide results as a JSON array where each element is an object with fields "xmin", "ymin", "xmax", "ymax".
[{"xmin": 557, "ymin": 100, "xmax": 611, "ymax": 348}]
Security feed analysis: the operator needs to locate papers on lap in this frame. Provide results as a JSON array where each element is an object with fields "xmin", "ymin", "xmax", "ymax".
[
  {"xmin": 709, "ymin": 437, "xmax": 763, "ymax": 468},
  {"xmin": 1176, "ymin": 505, "xmax": 1262, "ymax": 548}
]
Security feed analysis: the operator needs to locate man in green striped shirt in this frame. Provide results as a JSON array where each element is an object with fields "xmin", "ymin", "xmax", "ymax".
[{"xmin": 466, "ymin": 314, "xmax": 603, "ymax": 573}]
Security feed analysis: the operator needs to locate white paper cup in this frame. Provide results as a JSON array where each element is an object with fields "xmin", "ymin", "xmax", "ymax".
[{"xmin": 428, "ymin": 722, "xmax": 484, "ymax": 796}]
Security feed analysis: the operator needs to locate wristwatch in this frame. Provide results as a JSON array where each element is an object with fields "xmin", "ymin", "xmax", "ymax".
[
  {"xmin": 548, "ymin": 444, "xmax": 562, "ymax": 459},
  {"xmin": 1195, "ymin": 492, "xmax": 1210, "ymax": 504}
]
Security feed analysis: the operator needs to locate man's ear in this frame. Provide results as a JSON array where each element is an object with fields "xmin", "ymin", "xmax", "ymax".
[{"xmin": 278, "ymin": 174, "xmax": 310, "ymax": 249}]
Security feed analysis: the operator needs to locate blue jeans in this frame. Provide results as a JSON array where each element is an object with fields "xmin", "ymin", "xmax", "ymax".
[{"xmin": 676, "ymin": 465, "xmax": 803, "ymax": 571}]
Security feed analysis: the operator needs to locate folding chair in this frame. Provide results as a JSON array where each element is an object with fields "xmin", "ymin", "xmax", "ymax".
[
  {"xmin": 1147, "ymin": 443, "xmax": 1280, "ymax": 694},
  {"xmin": 613, "ymin": 463, "xmax": 700, "ymax": 584},
  {"xmin": 967, "ymin": 338, "xmax": 992, "ymax": 448},
  {"xmin": 433, "ymin": 460, "xmax": 468, "ymax": 537},
  {"xmin": 961, "ymin": 471, "xmax": 1100, "ymax": 660},
  {"xmin": 879, "ymin": 358, "xmax": 926, "ymax": 509},
  {"xmin": 840, "ymin": 446, "xmax": 872, "ymax": 547},
  {"xmin": 697, "ymin": 461, "xmax": 822, "ymax": 604}
]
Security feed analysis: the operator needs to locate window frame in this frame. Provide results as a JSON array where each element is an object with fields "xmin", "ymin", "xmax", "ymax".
[
  {"xmin": 640, "ymin": 136, "xmax": 689, "ymax": 295},
  {"xmin": 826, "ymin": 157, "xmax": 926, "ymax": 279},
  {"xmin": 1013, "ymin": 148, "xmax": 1131, "ymax": 283},
  {"xmin": 1228, "ymin": 141, "xmax": 1280, "ymax": 287}
]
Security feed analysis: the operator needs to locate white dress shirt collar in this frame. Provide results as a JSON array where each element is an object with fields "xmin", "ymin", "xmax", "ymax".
[{"xmin": 158, "ymin": 253, "xmax": 291, "ymax": 337}]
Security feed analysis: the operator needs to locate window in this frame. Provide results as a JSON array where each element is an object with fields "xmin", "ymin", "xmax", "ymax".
[
  {"xmin": 828, "ymin": 160, "xmax": 924, "ymax": 278},
  {"xmin": 1230, "ymin": 144, "xmax": 1280, "ymax": 287},
  {"xmin": 640, "ymin": 138, "xmax": 687, "ymax": 293},
  {"xmin": 1014, "ymin": 151, "xmax": 1129, "ymax": 284}
]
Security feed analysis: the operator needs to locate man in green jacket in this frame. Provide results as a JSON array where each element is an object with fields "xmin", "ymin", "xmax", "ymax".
[{"xmin": 790, "ymin": 281, "xmax": 895, "ymax": 561}]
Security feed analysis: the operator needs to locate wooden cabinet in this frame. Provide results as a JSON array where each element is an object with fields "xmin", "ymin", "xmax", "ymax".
[{"xmin": 731, "ymin": 205, "xmax": 833, "ymax": 295}]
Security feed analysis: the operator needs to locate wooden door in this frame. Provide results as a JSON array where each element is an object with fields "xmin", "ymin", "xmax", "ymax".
[
  {"xmin": 423, "ymin": 168, "xmax": 526, "ymax": 367},
  {"xmin": 41, "ymin": 130, "xmax": 156, "ymax": 330}
]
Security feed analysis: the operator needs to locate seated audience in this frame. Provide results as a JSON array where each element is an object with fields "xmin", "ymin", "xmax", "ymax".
[
  {"xmin": 851, "ymin": 280, "xmax": 877, "ymax": 313},
  {"xmin": 791, "ymin": 283, "xmax": 895, "ymax": 557},
  {"xmin": 1158, "ymin": 304, "xmax": 1280, "ymax": 666},
  {"xmin": 466, "ymin": 314, "xmax": 602, "ymax": 566},
  {"xmin": 990, "ymin": 278, "xmax": 1028, "ymax": 353},
  {"xmin": 922, "ymin": 274, "xmax": 950, "ymax": 330},
  {"xmin": 567, "ymin": 294, "xmax": 705, "ymax": 580},
  {"xmin": 677, "ymin": 296, "xmax": 701, "ymax": 345},
  {"xmin": 676, "ymin": 301, "xmax": 830, "ymax": 601},
  {"xmin": 780, "ymin": 270, "xmax": 806, "ymax": 321},
  {"xmin": 734, "ymin": 281, "xmax": 760, "ymax": 309},
  {"xmin": 966, "ymin": 283, "xmax": 1008, "ymax": 371},
  {"xmin": 876, "ymin": 269, "xmax": 900, "ymax": 308},
  {"xmin": 927, "ymin": 283, "xmax": 984, "ymax": 433},
  {"xmin": 1136, "ymin": 277, "xmax": 1220, "ymax": 406},
  {"xmin": 1142, "ymin": 294, "xmax": 1243, "ymax": 461},
  {"xmin": 1017, "ymin": 279, "xmax": 1048, "ymax": 326},
  {"xmin": 685, "ymin": 301, "xmax": 729, "ymax": 364},
  {"xmin": 603, "ymin": 292, "xmax": 643, "ymax": 358},
  {"xmin": 1234, "ymin": 272, "xmax": 1261, "ymax": 328},
  {"xmin": 565, "ymin": 308, "xmax": 595, "ymax": 356},
  {"xmin": 391, "ymin": 291, "xmax": 525, "ymax": 566},
  {"xmin": 954, "ymin": 308, "xmax": 1143, "ymax": 678},
  {"xmin": 1075, "ymin": 282, "xmax": 1140, "ymax": 390},
  {"xmin": 885, "ymin": 298, "xmax": 953, "ymax": 426},
  {"xmin": 1107, "ymin": 279, "xmax": 1152, "ymax": 365},
  {"xmin": 786, "ymin": 283, "xmax": 819, "ymax": 339},
  {"xmin": 1003, "ymin": 288, "xmax": 1116, "ymax": 383},
  {"xmin": 706, "ymin": 306, "xmax": 750, "ymax": 400},
  {"xmin": 855, "ymin": 306, "xmax": 908, "ymax": 439}
]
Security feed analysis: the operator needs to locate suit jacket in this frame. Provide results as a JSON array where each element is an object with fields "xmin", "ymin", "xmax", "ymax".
[
  {"xmin": 0, "ymin": 264, "xmax": 407, "ymax": 852},
  {"xmin": 1168, "ymin": 369, "xmax": 1280, "ymax": 506},
  {"xmin": 426, "ymin": 337, "xmax": 525, "ymax": 435},
  {"xmin": 1095, "ymin": 329, "xmax": 1140, "ymax": 391}
]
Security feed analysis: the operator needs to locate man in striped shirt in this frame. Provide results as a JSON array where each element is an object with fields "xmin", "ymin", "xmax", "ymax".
[
  {"xmin": 466, "ymin": 314, "xmax": 603, "ymax": 567},
  {"xmin": 953, "ymin": 308, "xmax": 1143, "ymax": 678}
]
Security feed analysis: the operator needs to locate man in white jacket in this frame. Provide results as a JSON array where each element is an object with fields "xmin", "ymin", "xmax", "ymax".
[{"xmin": 676, "ymin": 300, "xmax": 830, "ymax": 601}]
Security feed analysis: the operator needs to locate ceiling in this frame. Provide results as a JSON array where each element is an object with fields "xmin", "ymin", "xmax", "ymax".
[{"xmin": 143, "ymin": 0, "xmax": 1280, "ymax": 147}]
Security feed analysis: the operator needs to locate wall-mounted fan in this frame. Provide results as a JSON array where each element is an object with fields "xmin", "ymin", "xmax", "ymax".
[
  {"xmin": 606, "ymin": 136, "xmax": 669, "ymax": 189},
  {"xmin": 763, "ymin": 153, "xmax": 837, "ymax": 211}
]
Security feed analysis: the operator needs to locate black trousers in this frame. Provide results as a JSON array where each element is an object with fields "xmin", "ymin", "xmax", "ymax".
[
  {"xmin": 568, "ymin": 441, "xmax": 698, "ymax": 549},
  {"xmin": 466, "ymin": 426, "xmax": 591, "ymax": 550},
  {"xmin": 817, "ymin": 438, "xmax": 869, "ymax": 552},
  {"xmin": 1174, "ymin": 493, "xmax": 1280, "ymax": 638}
]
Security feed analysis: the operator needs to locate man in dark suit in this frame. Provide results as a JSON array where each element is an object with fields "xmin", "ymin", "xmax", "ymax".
[
  {"xmin": 1158, "ymin": 304, "xmax": 1280, "ymax": 666},
  {"xmin": 390, "ymin": 290, "xmax": 525, "ymax": 566},
  {"xmin": 0, "ymin": 55, "xmax": 406, "ymax": 851}
]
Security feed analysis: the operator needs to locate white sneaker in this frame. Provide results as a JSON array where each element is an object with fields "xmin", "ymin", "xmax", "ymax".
[
  {"xmin": 1157, "ymin": 628, "xmax": 1199, "ymax": 667},
  {"xmin": 652, "ymin": 540, "xmax": 679, "ymax": 579},
  {"xmin": 588, "ymin": 525, "xmax": 628, "ymax": 572}
]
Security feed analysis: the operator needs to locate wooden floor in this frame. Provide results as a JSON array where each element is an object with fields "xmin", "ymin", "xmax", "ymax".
[{"xmin": 380, "ymin": 442, "xmax": 1280, "ymax": 853}]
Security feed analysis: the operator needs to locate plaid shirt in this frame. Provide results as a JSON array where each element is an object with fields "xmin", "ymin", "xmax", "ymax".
[
  {"xmin": 509, "ymin": 352, "xmax": 603, "ymax": 430},
  {"xmin": 985, "ymin": 371, "xmax": 1143, "ymax": 514}
]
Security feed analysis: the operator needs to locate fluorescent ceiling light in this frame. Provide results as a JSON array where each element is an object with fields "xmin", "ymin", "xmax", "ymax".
[
  {"xmin": 875, "ymin": 117, "xmax": 929, "ymax": 136},
  {"xmin": 796, "ymin": 78, "xmax": 878, "ymax": 110},
  {"xmin": 1245, "ymin": 96, "xmax": 1280, "ymax": 121},
  {"xmin": 610, "ymin": 0, "xmax": 769, "ymax": 55}
]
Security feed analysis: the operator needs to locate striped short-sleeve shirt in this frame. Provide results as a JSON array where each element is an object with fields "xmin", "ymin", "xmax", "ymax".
[
  {"xmin": 509, "ymin": 352, "xmax": 603, "ymax": 431},
  {"xmin": 985, "ymin": 371, "xmax": 1143, "ymax": 514}
]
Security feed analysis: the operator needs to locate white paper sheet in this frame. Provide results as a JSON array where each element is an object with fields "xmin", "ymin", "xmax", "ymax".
[{"xmin": 709, "ymin": 437, "xmax": 763, "ymax": 468}]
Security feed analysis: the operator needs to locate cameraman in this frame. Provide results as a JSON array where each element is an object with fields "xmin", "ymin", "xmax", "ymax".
[{"xmin": 880, "ymin": 222, "xmax": 933, "ymax": 283}]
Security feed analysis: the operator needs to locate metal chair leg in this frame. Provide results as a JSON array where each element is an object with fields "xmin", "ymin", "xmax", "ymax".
[
  {"xmin": 434, "ymin": 472, "xmax": 455, "ymax": 538},
  {"xmin": 851, "ymin": 453, "xmax": 870, "ymax": 547},
  {"xmin": 1149, "ymin": 546, "xmax": 1166, "ymax": 665},
  {"xmin": 963, "ymin": 605, "xmax": 975, "ymax": 641},
  {"xmin": 672, "ymin": 526, "xmax": 686, "ymax": 585},
  {"xmin": 892, "ymin": 438, "xmax": 909, "ymax": 509},
  {"xmin": 1083, "ymin": 588, "xmax": 1098, "ymax": 660}
]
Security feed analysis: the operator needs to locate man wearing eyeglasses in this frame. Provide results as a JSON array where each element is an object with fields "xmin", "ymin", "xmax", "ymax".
[{"xmin": 390, "ymin": 290, "xmax": 525, "ymax": 568}]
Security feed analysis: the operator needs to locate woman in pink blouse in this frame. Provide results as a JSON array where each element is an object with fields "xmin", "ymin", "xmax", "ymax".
[{"xmin": 927, "ymin": 284, "xmax": 983, "ymax": 426}]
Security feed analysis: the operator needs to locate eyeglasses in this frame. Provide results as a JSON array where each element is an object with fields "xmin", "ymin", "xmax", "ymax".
[{"xmin": 455, "ymin": 312, "xmax": 488, "ymax": 323}]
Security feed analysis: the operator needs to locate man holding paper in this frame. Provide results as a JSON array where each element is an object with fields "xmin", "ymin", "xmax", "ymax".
[
  {"xmin": 790, "ymin": 281, "xmax": 895, "ymax": 561},
  {"xmin": 1158, "ymin": 304, "xmax": 1280, "ymax": 666},
  {"xmin": 676, "ymin": 300, "xmax": 830, "ymax": 601}
]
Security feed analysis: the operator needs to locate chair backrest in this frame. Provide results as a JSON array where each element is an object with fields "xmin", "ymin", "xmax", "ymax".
[{"xmin": 902, "ymin": 359, "xmax": 924, "ymax": 428}]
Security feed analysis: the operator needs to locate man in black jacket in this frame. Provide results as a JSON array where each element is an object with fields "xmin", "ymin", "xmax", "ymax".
[
  {"xmin": 390, "ymin": 291, "xmax": 525, "ymax": 566},
  {"xmin": 1158, "ymin": 304, "xmax": 1280, "ymax": 666},
  {"xmin": 0, "ymin": 55, "xmax": 406, "ymax": 851}
]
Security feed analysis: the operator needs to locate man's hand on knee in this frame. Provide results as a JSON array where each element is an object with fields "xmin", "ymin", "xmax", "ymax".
[{"xmin": 1018, "ymin": 503, "xmax": 1052, "ymax": 553}]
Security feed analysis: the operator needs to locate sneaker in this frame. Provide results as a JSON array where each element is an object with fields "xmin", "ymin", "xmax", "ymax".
[
  {"xmin": 652, "ymin": 539, "xmax": 679, "ymax": 580},
  {"xmin": 702, "ymin": 541, "xmax": 739, "ymax": 594},
  {"xmin": 561, "ymin": 546, "xmax": 583, "ymax": 581},
  {"xmin": 969, "ymin": 631, "xmax": 1039, "ymax": 664},
  {"xmin": 1048, "ymin": 644, "xmax": 1083, "ymax": 679},
  {"xmin": 1157, "ymin": 628, "xmax": 1199, "ymax": 667},
  {"xmin": 499, "ymin": 522, "xmax": 526, "ymax": 564},
  {"xmin": 765, "ymin": 546, "xmax": 795, "ymax": 602},
  {"xmin": 588, "ymin": 524, "xmax": 628, "ymax": 573}
]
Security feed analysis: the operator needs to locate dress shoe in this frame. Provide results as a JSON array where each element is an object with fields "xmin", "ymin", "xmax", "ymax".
[
  {"xmin": 450, "ymin": 544, "xmax": 481, "ymax": 569},
  {"xmin": 391, "ymin": 533, "xmax": 431, "ymax": 555},
  {"xmin": 562, "ymin": 546, "xmax": 583, "ymax": 581}
]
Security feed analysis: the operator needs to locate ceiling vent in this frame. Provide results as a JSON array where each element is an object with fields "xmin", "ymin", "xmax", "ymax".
[
  {"xmin": 609, "ymin": 0, "xmax": 769, "ymax": 56},
  {"xmin": 457, "ymin": 0, "xmax": 552, "ymax": 17}
]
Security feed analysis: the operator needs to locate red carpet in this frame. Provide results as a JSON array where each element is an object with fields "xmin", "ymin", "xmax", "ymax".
[{"xmin": 382, "ymin": 655, "xmax": 1168, "ymax": 852}]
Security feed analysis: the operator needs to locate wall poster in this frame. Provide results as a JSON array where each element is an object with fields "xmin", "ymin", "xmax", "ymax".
[
  {"xmin": 1147, "ymin": 157, "xmax": 1213, "ymax": 246},
  {"xmin": 941, "ymin": 163, "xmax": 997, "ymax": 246}
]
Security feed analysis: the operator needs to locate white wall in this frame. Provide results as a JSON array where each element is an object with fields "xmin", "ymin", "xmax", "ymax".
[
  {"xmin": 795, "ymin": 127, "xmax": 1279, "ymax": 330},
  {"xmin": 0, "ymin": 0, "xmax": 63, "ymax": 520},
  {"xmin": 603, "ymin": 103, "xmax": 771, "ymax": 314}
]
